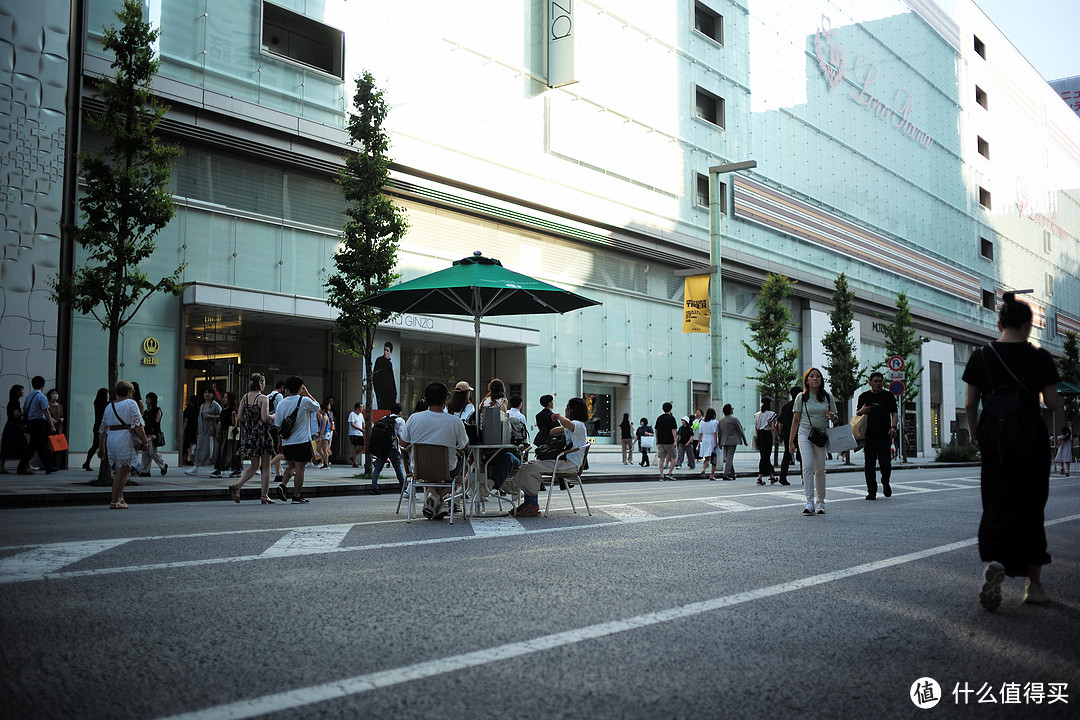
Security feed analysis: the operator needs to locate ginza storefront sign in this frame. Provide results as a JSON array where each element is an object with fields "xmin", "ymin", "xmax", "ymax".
[{"xmin": 815, "ymin": 16, "xmax": 934, "ymax": 150}]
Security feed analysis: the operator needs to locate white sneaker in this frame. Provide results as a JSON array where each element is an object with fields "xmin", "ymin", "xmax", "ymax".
[
  {"xmin": 422, "ymin": 494, "xmax": 437, "ymax": 519},
  {"xmin": 980, "ymin": 562, "xmax": 1005, "ymax": 611},
  {"xmin": 802, "ymin": 502, "xmax": 814, "ymax": 515},
  {"xmin": 1022, "ymin": 581, "xmax": 1048, "ymax": 605},
  {"xmin": 816, "ymin": 502, "xmax": 826, "ymax": 515},
  {"xmin": 184, "ymin": 467, "xmax": 198, "ymax": 476}
]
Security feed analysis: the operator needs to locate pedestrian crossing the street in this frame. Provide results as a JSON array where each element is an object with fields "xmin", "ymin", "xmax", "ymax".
[{"xmin": 0, "ymin": 476, "xmax": 1003, "ymax": 585}]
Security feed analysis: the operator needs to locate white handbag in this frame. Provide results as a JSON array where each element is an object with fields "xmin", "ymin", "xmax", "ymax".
[{"xmin": 827, "ymin": 425, "xmax": 858, "ymax": 453}]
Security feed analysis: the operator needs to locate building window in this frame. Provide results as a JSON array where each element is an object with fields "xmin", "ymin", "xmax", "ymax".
[
  {"xmin": 978, "ymin": 187, "xmax": 991, "ymax": 210},
  {"xmin": 974, "ymin": 35, "xmax": 986, "ymax": 59},
  {"xmin": 975, "ymin": 85, "xmax": 988, "ymax": 109},
  {"xmin": 1046, "ymin": 273, "xmax": 1054, "ymax": 296},
  {"xmin": 694, "ymin": 3, "xmax": 723, "ymax": 45},
  {"xmin": 982, "ymin": 290, "xmax": 995, "ymax": 310},
  {"xmin": 1044, "ymin": 230, "xmax": 1052, "ymax": 253},
  {"xmin": 980, "ymin": 237, "xmax": 994, "ymax": 260},
  {"xmin": 262, "ymin": 2, "xmax": 344, "ymax": 79},
  {"xmin": 696, "ymin": 173, "xmax": 726, "ymax": 213},
  {"xmin": 695, "ymin": 87, "xmax": 725, "ymax": 127},
  {"xmin": 977, "ymin": 136, "xmax": 990, "ymax": 159}
]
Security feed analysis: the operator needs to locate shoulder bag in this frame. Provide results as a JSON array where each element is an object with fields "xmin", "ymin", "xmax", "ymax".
[
  {"xmin": 110, "ymin": 402, "xmax": 145, "ymax": 451},
  {"xmin": 278, "ymin": 397, "xmax": 303, "ymax": 439}
]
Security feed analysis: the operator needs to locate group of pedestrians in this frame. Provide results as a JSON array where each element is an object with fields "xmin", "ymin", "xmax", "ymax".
[{"xmin": 0, "ymin": 376, "xmax": 63, "ymax": 475}]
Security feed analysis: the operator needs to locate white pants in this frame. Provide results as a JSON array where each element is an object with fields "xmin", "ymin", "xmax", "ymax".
[{"xmin": 797, "ymin": 427, "xmax": 827, "ymax": 506}]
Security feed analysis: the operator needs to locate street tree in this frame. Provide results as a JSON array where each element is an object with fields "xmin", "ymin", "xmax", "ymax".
[
  {"xmin": 324, "ymin": 71, "xmax": 408, "ymax": 474},
  {"xmin": 877, "ymin": 291, "xmax": 929, "ymax": 461},
  {"xmin": 1060, "ymin": 331, "xmax": 1079, "ymax": 428},
  {"xmin": 51, "ymin": 0, "xmax": 185, "ymax": 394},
  {"xmin": 49, "ymin": 0, "xmax": 184, "ymax": 484},
  {"xmin": 742, "ymin": 273, "xmax": 801, "ymax": 462},
  {"xmin": 821, "ymin": 273, "xmax": 863, "ymax": 463}
]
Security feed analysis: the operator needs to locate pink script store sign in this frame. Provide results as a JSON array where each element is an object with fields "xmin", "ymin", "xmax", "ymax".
[{"xmin": 815, "ymin": 15, "xmax": 935, "ymax": 151}]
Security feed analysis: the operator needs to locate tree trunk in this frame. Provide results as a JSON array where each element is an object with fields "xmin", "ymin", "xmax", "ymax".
[{"xmin": 95, "ymin": 322, "xmax": 121, "ymax": 485}]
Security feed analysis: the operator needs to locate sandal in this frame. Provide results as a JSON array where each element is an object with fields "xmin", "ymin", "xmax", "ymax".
[
  {"xmin": 109, "ymin": 499, "xmax": 128, "ymax": 509},
  {"xmin": 260, "ymin": 496, "xmax": 276, "ymax": 504},
  {"xmin": 229, "ymin": 484, "xmax": 241, "ymax": 503}
]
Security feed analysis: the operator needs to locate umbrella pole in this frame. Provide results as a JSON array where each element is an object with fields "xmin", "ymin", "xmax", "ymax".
[{"xmin": 474, "ymin": 312, "xmax": 481, "ymax": 408}]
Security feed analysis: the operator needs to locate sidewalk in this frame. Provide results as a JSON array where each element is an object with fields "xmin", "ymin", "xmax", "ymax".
[{"xmin": 0, "ymin": 446, "xmax": 974, "ymax": 507}]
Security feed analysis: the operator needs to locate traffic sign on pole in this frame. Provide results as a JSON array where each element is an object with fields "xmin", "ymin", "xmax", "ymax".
[
  {"xmin": 889, "ymin": 370, "xmax": 904, "ymax": 381},
  {"xmin": 889, "ymin": 380, "xmax": 905, "ymax": 395},
  {"xmin": 888, "ymin": 355, "xmax": 904, "ymax": 371}
]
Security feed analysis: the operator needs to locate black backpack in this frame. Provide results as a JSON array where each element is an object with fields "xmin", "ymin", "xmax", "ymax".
[
  {"xmin": 368, "ymin": 415, "xmax": 397, "ymax": 455},
  {"xmin": 978, "ymin": 345, "xmax": 1037, "ymax": 461}
]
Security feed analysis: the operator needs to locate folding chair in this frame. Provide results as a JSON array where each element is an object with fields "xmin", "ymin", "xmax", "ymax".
[
  {"xmin": 396, "ymin": 444, "xmax": 460, "ymax": 523},
  {"xmin": 543, "ymin": 442, "xmax": 592, "ymax": 516}
]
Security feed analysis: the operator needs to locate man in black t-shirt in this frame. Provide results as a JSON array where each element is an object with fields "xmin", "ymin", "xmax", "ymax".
[
  {"xmin": 855, "ymin": 372, "xmax": 899, "ymax": 500},
  {"xmin": 654, "ymin": 402, "xmax": 678, "ymax": 480},
  {"xmin": 534, "ymin": 394, "xmax": 556, "ymax": 446}
]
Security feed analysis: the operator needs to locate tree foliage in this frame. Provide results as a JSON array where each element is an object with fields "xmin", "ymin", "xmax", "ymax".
[
  {"xmin": 325, "ymin": 71, "xmax": 408, "ymax": 472},
  {"xmin": 877, "ymin": 292, "xmax": 929, "ymax": 460},
  {"xmin": 1061, "ymin": 331, "xmax": 1080, "ymax": 423},
  {"xmin": 50, "ymin": 0, "xmax": 185, "ymax": 394},
  {"xmin": 742, "ymin": 273, "xmax": 800, "ymax": 414},
  {"xmin": 821, "ymin": 273, "xmax": 863, "ymax": 419}
]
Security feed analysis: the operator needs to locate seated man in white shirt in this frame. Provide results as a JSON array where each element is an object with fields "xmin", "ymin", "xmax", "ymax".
[
  {"xmin": 402, "ymin": 382, "xmax": 469, "ymax": 520},
  {"xmin": 502, "ymin": 397, "xmax": 589, "ymax": 517}
]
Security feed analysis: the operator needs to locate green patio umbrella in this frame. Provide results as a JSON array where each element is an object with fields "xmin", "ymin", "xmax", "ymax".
[{"xmin": 359, "ymin": 252, "xmax": 600, "ymax": 400}]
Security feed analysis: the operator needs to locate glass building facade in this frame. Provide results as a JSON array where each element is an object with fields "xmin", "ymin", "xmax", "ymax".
[{"xmin": 2, "ymin": 0, "xmax": 1077, "ymax": 458}]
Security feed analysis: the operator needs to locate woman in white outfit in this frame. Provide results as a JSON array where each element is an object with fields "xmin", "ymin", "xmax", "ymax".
[
  {"xmin": 696, "ymin": 407, "xmax": 720, "ymax": 480},
  {"xmin": 98, "ymin": 380, "xmax": 148, "ymax": 509},
  {"xmin": 788, "ymin": 367, "xmax": 838, "ymax": 515}
]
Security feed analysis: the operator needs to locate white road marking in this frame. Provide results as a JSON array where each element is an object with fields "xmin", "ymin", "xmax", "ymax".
[
  {"xmin": 6, "ymin": 477, "xmax": 1072, "ymax": 584},
  {"xmin": 260, "ymin": 525, "xmax": 355, "ymax": 557},
  {"xmin": 774, "ymin": 491, "xmax": 810, "ymax": 502},
  {"xmin": 153, "ymin": 512, "xmax": 1080, "ymax": 720},
  {"xmin": 0, "ymin": 538, "xmax": 131, "ymax": 581},
  {"xmin": 602, "ymin": 504, "xmax": 657, "ymax": 522},
  {"xmin": 470, "ymin": 518, "xmax": 528, "ymax": 538},
  {"xmin": 701, "ymin": 499, "xmax": 755, "ymax": 511},
  {"xmin": 829, "ymin": 486, "xmax": 870, "ymax": 495}
]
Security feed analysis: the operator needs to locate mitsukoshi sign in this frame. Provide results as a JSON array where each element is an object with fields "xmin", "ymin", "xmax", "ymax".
[{"xmin": 814, "ymin": 15, "xmax": 934, "ymax": 150}]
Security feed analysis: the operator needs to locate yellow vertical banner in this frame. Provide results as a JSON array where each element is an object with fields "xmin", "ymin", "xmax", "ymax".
[{"xmin": 683, "ymin": 275, "xmax": 710, "ymax": 333}]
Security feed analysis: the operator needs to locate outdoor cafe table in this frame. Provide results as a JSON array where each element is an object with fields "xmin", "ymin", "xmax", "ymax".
[{"xmin": 467, "ymin": 443, "xmax": 520, "ymax": 517}]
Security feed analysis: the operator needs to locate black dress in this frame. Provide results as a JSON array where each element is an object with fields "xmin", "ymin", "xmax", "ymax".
[
  {"xmin": 962, "ymin": 341, "xmax": 1059, "ymax": 577},
  {"xmin": 1, "ymin": 400, "xmax": 26, "ymax": 463}
]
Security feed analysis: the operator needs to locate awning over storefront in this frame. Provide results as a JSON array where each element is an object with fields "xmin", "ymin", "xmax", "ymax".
[{"xmin": 181, "ymin": 282, "xmax": 539, "ymax": 348}]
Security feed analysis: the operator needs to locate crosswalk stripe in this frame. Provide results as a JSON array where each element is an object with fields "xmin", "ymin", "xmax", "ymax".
[
  {"xmin": 471, "ymin": 518, "xmax": 528, "ymax": 538},
  {"xmin": 603, "ymin": 504, "xmax": 656, "ymax": 522},
  {"xmin": 260, "ymin": 525, "xmax": 355, "ymax": 557},
  {"xmin": 830, "ymin": 487, "xmax": 869, "ymax": 495},
  {"xmin": 0, "ymin": 539, "xmax": 131, "ymax": 583},
  {"xmin": 701, "ymin": 499, "xmax": 755, "ymax": 511},
  {"xmin": 774, "ymin": 491, "xmax": 809, "ymax": 502}
]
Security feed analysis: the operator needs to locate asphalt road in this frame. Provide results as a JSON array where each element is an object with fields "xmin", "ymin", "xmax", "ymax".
[{"xmin": 1, "ymin": 468, "xmax": 1078, "ymax": 720}]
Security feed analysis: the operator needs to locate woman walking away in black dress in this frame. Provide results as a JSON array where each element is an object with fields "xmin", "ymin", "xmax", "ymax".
[
  {"xmin": 963, "ymin": 292, "xmax": 1060, "ymax": 611},
  {"xmin": 1, "ymin": 385, "xmax": 26, "ymax": 473},
  {"xmin": 82, "ymin": 388, "xmax": 109, "ymax": 471}
]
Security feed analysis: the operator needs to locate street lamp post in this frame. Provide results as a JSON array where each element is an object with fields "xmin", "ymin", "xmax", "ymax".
[{"xmin": 708, "ymin": 160, "xmax": 757, "ymax": 412}]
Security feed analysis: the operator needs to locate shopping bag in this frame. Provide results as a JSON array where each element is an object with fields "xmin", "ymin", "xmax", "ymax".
[
  {"xmin": 47, "ymin": 434, "xmax": 69, "ymax": 452},
  {"xmin": 639, "ymin": 435, "xmax": 655, "ymax": 450},
  {"xmin": 827, "ymin": 425, "xmax": 858, "ymax": 453},
  {"xmin": 849, "ymin": 414, "xmax": 868, "ymax": 441}
]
